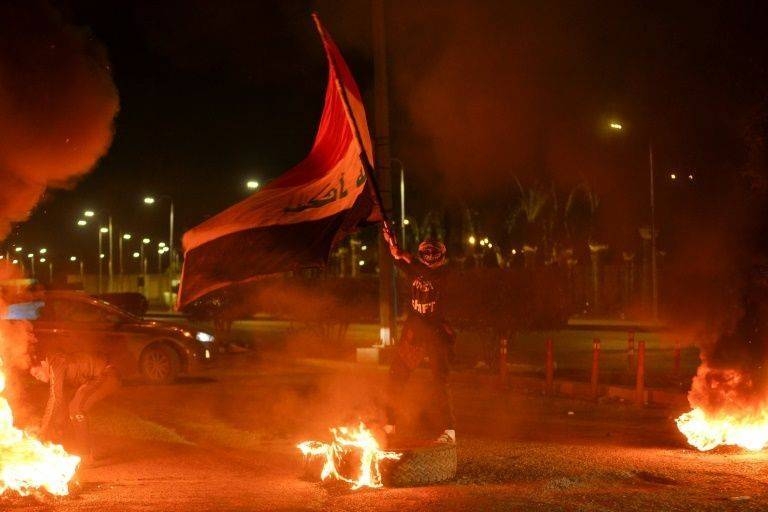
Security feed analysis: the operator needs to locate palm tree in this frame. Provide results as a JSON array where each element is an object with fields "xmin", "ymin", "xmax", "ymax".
[
  {"xmin": 506, "ymin": 178, "xmax": 550, "ymax": 267},
  {"xmin": 564, "ymin": 180, "xmax": 600, "ymax": 244}
]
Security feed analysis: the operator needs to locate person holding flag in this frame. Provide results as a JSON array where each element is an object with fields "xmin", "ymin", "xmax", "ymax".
[{"xmin": 382, "ymin": 224, "xmax": 456, "ymax": 445}]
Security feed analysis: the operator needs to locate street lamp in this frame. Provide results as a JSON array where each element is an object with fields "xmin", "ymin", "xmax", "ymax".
[
  {"xmin": 70, "ymin": 256, "xmax": 84, "ymax": 284},
  {"xmin": 27, "ymin": 253, "xmax": 35, "ymax": 278},
  {"xmin": 608, "ymin": 119, "xmax": 658, "ymax": 320},
  {"xmin": 82, "ymin": 209, "xmax": 114, "ymax": 292},
  {"xmin": 97, "ymin": 226, "xmax": 109, "ymax": 293},
  {"xmin": 143, "ymin": 195, "xmax": 175, "ymax": 273},
  {"xmin": 119, "ymin": 233, "xmax": 132, "ymax": 275},
  {"xmin": 246, "ymin": 180, "xmax": 259, "ymax": 191}
]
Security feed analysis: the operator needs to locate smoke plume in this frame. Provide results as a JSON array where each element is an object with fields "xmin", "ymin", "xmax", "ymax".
[{"xmin": 0, "ymin": 1, "xmax": 120, "ymax": 239}]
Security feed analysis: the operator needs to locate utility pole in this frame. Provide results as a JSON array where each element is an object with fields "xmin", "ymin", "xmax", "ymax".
[
  {"xmin": 649, "ymin": 142, "xmax": 658, "ymax": 320},
  {"xmin": 372, "ymin": 0, "xmax": 396, "ymax": 346}
]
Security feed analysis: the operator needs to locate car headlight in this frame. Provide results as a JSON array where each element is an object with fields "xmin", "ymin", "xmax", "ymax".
[{"xmin": 195, "ymin": 331, "xmax": 215, "ymax": 343}]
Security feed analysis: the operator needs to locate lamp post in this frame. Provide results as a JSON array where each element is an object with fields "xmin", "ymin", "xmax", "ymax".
[
  {"xmin": 609, "ymin": 121, "xmax": 658, "ymax": 320},
  {"xmin": 27, "ymin": 253, "xmax": 35, "ymax": 278},
  {"xmin": 391, "ymin": 158, "xmax": 407, "ymax": 248},
  {"xmin": 143, "ymin": 195, "xmax": 175, "ymax": 272},
  {"xmin": 40, "ymin": 257, "xmax": 52, "ymax": 282},
  {"xmin": 83, "ymin": 209, "xmax": 114, "ymax": 292},
  {"xmin": 119, "ymin": 233, "xmax": 132, "ymax": 275},
  {"xmin": 70, "ymin": 256, "xmax": 84, "ymax": 285},
  {"xmin": 246, "ymin": 180, "xmax": 259, "ymax": 191},
  {"xmin": 140, "ymin": 236, "xmax": 150, "ymax": 272},
  {"xmin": 98, "ymin": 227, "xmax": 108, "ymax": 293}
]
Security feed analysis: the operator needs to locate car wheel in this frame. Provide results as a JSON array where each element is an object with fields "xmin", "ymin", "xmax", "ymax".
[{"xmin": 140, "ymin": 344, "xmax": 180, "ymax": 384}]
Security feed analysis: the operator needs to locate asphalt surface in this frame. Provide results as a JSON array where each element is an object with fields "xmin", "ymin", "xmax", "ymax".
[{"xmin": 4, "ymin": 350, "xmax": 768, "ymax": 511}]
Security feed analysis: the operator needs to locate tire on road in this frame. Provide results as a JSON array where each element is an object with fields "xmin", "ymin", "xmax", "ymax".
[
  {"xmin": 140, "ymin": 343, "xmax": 180, "ymax": 384},
  {"xmin": 385, "ymin": 442, "xmax": 457, "ymax": 487}
]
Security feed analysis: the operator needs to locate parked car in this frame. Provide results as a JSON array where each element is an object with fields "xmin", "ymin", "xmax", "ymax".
[{"xmin": 6, "ymin": 291, "xmax": 215, "ymax": 384}]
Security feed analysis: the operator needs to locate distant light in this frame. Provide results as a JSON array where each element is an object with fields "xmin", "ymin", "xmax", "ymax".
[
  {"xmin": 158, "ymin": 242, "xmax": 166, "ymax": 248},
  {"xmin": 512, "ymin": 249, "xmax": 517, "ymax": 255},
  {"xmin": 70, "ymin": 256, "xmax": 77, "ymax": 262},
  {"xmin": 14, "ymin": 247, "xmax": 22, "ymax": 253},
  {"xmin": 403, "ymin": 218, "xmax": 410, "ymax": 226},
  {"xmin": 142, "ymin": 238, "xmax": 150, "ymax": 244},
  {"xmin": 132, "ymin": 252, "xmax": 140, "ymax": 258},
  {"xmin": 122, "ymin": 233, "xmax": 132, "ymax": 240},
  {"xmin": 0, "ymin": 255, "xmax": 3, "ymax": 260},
  {"xmin": 39, "ymin": 248, "xmax": 47, "ymax": 254},
  {"xmin": 688, "ymin": 173, "xmax": 694, "ymax": 181},
  {"xmin": 361, "ymin": 245, "xmax": 368, "ymax": 251},
  {"xmin": 12, "ymin": 259, "xmax": 18, "ymax": 264},
  {"xmin": 669, "ymin": 173, "xmax": 677, "ymax": 181},
  {"xmin": 358, "ymin": 260, "xmax": 365, "ymax": 266},
  {"xmin": 83, "ymin": 210, "xmax": 95, "ymax": 218},
  {"xmin": 99, "ymin": 253, "xmax": 105, "ymax": 259},
  {"xmin": 157, "ymin": 249, "xmax": 164, "ymax": 255},
  {"xmin": 162, "ymin": 247, "xmax": 170, "ymax": 253},
  {"xmin": 488, "ymin": 243, "xmax": 493, "ymax": 249},
  {"xmin": 144, "ymin": 196, "xmax": 156, "ymax": 205},
  {"xmin": 468, "ymin": 236, "xmax": 476, "ymax": 245},
  {"xmin": 99, "ymin": 227, "xmax": 109, "ymax": 234},
  {"xmin": 27, "ymin": 253, "xmax": 33, "ymax": 258},
  {"xmin": 246, "ymin": 180, "xmax": 259, "ymax": 190},
  {"xmin": 39, "ymin": 257, "xmax": 46, "ymax": 263},
  {"xmin": 609, "ymin": 122, "xmax": 623, "ymax": 130},
  {"xmin": 77, "ymin": 219, "xmax": 87, "ymax": 226}
]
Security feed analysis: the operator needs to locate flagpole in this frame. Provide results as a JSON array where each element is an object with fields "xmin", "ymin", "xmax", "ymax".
[{"xmin": 311, "ymin": 13, "xmax": 393, "ymax": 237}]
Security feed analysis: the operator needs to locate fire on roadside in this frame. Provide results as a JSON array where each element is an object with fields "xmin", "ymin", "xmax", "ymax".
[
  {"xmin": 675, "ymin": 364, "xmax": 768, "ymax": 452},
  {"xmin": 0, "ymin": 355, "xmax": 80, "ymax": 496},
  {"xmin": 297, "ymin": 422, "xmax": 401, "ymax": 490}
]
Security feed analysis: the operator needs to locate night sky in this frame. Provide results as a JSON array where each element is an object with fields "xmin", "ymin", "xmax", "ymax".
[{"xmin": 4, "ymin": 0, "xmax": 768, "ymax": 274}]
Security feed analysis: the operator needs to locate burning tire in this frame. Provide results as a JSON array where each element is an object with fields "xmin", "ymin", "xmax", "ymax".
[
  {"xmin": 384, "ymin": 442, "xmax": 457, "ymax": 487},
  {"xmin": 139, "ymin": 344, "xmax": 180, "ymax": 384}
]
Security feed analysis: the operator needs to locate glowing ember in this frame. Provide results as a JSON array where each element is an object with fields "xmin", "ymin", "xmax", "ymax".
[
  {"xmin": 0, "ymin": 356, "xmax": 80, "ymax": 496},
  {"xmin": 297, "ymin": 422, "xmax": 401, "ymax": 489},
  {"xmin": 676, "ymin": 364, "xmax": 768, "ymax": 452}
]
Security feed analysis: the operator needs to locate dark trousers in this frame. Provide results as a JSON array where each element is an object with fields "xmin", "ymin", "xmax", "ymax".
[
  {"xmin": 68, "ymin": 369, "xmax": 120, "ymax": 457},
  {"xmin": 386, "ymin": 313, "xmax": 455, "ymax": 431}
]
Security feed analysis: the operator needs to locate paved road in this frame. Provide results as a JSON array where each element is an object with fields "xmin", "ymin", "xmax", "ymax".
[{"xmin": 5, "ymin": 352, "xmax": 768, "ymax": 511}]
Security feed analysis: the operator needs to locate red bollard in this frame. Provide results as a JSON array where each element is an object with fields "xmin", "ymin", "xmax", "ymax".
[
  {"xmin": 591, "ymin": 338, "xmax": 600, "ymax": 400},
  {"xmin": 499, "ymin": 338, "xmax": 509, "ymax": 389},
  {"xmin": 545, "ymin": 338, "xmax": 554, "ymax": 395},
  {"xmin": 673, "ymin": 340, "xmax": 681, "ymax": 378},
  {"xmin": 627, "ymin": 331, "xmax": 635, "ymax": 374},
  {"xmin": 636, "ymin": 340, "xmax": 646, "ymax": 406}
]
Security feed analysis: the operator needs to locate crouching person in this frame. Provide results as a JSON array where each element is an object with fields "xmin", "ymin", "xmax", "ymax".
[{"xmin": 30, "ymin": 351, "xmax": 121, "ymax": 465}]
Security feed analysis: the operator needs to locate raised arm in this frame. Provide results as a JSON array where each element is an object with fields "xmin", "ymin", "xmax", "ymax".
[{"xmin": 382, "ymin": 222, "xmax": 412, "ymax": 264}]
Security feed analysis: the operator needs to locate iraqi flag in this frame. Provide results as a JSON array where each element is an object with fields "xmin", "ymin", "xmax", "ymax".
[{"xmin": 177, "ymin": 15, "xmax": 381, "ymax": 309}]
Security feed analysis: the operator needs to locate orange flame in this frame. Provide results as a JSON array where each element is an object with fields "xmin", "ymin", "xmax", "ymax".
[
  {"xmin": 676, "ymin": 364, "xmax": 768, "ymax": 452},
  {"xmin": 676, "ymin": 407, "xmax": 768, "ymax": 452},
  {"xmin": 297, "ymin": 422, "xmax": 401, "ymax": 490},
  {"xmin": 0, "ymin": 356, "xmax": 80, "ymax": 496}
]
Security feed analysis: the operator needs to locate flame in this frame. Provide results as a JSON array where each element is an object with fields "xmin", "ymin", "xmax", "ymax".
[
  {"xmin": 675, "ymin": 364, "xmax": 768, "ymax": 452},
  {"xmin": 0, "ymin": 356, "xmax": 80, "ymax": 496},
  {"xmin": 676, "ymin": 407, "xmax": 768, "ymax": 452},
  {"xmin": 297, "ymin": 422, "xmax": 401, "ymax": 490}
]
